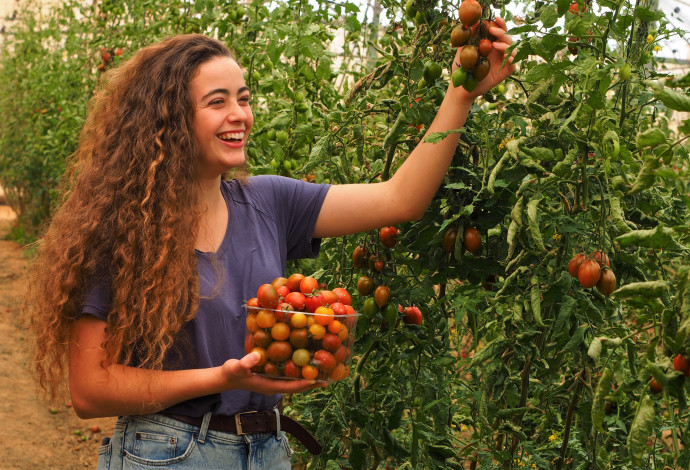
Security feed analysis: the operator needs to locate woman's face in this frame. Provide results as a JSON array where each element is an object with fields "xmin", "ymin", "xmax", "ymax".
[{"xmin": 190, "ymin": 56, "xmax": 253, "ymax": 179}]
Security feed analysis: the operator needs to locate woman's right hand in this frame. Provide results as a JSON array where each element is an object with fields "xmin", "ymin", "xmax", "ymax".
[{"xmin": 221, "ymin": 352, "xmax": 327, "ymax": 395}]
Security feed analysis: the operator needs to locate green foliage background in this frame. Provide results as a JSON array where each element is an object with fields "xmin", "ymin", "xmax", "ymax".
[{"xmin": 1, "ymin": 0, "xmax": 689, "ymax": 468}]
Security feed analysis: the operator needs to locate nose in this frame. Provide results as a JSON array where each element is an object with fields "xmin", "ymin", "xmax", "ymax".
[{"xmin": 225, "ymin": 100, "xmax": 248, "ymax": 123}]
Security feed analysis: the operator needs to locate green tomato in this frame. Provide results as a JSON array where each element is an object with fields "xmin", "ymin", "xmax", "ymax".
[
  {"xmin": 451, "ymin": 67, "xmax": 467, "ymax": 88},
  {"xmin": 619, "ymin": 63, "xmax": 631, "ymax": 81},
  {"xmin": 270, "ymin": 159, "xmax": 281, "ymax": 169},
  {"xmin": 423, "ymin": 61, "xmax": 442, "ymax": 83},
  {"xmin": 463, "ymin": 75, "xmax": 478, "ymax": 93},
  {"xmin": 497, "ymin": 83, "xmax": 506, "ymax": 94},
  {"xmin": 295, "ymin": 102, "xmax": 309, "ymax": 113},
  {"xmin": 266, "ymin": 129, "xmax": 276, "ymax": 141},
  {"xmin": 405, "ymin": 0, "xmax": 417, "ymax": 19},
  {"xmin": 382, "ymin": 303, "xmax": 398, "ymax": 325},
  {"xmin": 275, "ymin": 130, "xmax": 289, "ymax": 145},
  {"xmin": 251, "ymin": 71, "xmax": 261, "ymax": 82},
  {"xmin": 362, "ymin": 297, "xmax": 379, "ymax": 318}
]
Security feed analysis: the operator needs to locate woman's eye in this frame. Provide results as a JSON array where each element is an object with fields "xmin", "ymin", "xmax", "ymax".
[
  {"xmin": 209, "ymin": 99, "xmax": 224, "ymax": 106},
  {"xmin": 240, "ymin": 96, "xmax": 251, "ymax": 103}
]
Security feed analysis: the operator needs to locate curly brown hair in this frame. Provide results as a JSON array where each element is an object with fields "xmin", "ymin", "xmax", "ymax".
[{"xmin": 25, "ymin": 34, "xmax": 243, "ymax": 403}]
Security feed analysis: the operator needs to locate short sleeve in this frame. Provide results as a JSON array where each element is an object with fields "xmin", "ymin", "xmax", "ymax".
[{"xmin": 81, "ymin": 275, "xmax": 112, "ymax": 321}]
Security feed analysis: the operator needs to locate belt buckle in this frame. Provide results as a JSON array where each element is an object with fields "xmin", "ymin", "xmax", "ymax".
[{"xmin": 234, "ymin": 411, "xmax": 257, "ymax": 435}]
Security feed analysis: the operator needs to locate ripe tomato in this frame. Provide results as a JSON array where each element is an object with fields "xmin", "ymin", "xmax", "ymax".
[
  {"xmin": 283, "ymin": 360, "xmax": 302, "ymax": 378},
  {"xmin": 286, "ymin": 273, "xmax": 305, "ymax": 292},
  {"xmin": 284, "ymin": 291, "xmax": 306, "ymax": 311},
  {"xmin": 578, "ymin": 259, "xmax": 601, "ymax": 288},
  {"xmin": 474, "ymin": 58, "xmax": 490, "ymax": 81},
  {"xmin": 246, "ymin": 313, "xmax": 258, "ymax": 333},
  {"xmin": 292, "ymin": 348, "xmax": 311, "ymax": 367},
  {"xmin": 332, "ymin": 287, "xmax": 352, "ymax": 306},
  {"xmin": 328, "ymin": 319, "xmax": 343, "ymax": 334},
  {"xmin": 256, "ymin": 309, "xmax": 276, "ymax": 329},
  {"xmin": 271, "ymin": 277, "xmax": 288, "ymax": 289},
  {"xmin": 264, "ymin": 361, "xmax": 282, "ymax": 376},
  {"xmin": 246, "ymin": 297, "xmax": 260, "ymax": 309},
  {"xmin": 271, "ymin": 322, "xmax": 291, "ymax": 341},
  {"xmin": 463, "ymin": 227, "xmax": 481, "ymax": 253},
  {"xmin": 569, "ymin": 1, "xmax": 585, "ymax": 15},
  {"xmin": 302, "ymin": 364, "xmax": 319, "ymax": 380},
  {"xmin": 334, "ymin": 345, "xmax": 351, "ymax": 363},
  {"xmin": 244, "ymin": 333, "xmax": 254, "ymax": 354},
  {"xmin": 250, "ymin": 347, "xmax": 268, "ymax": 367},
  {"xmin": 357, "ymin": 276, "xmax": 376, "ymax": 296},
  {"xmin": 450, "ymin": 24, "xmax": 471, "ymax": 48},
  {"xmin": 595, "ymin": 269, "xmax": 616, "ymax": 296},
  {"xmin": 403, "ymin": 306, "xmax": 423, "ymax": 325},
  {"xmin": 309, "ymin": 323, "xmax": 326, "ymax": 340},
  {"xmin": 443, "ymin": 227, "xmax": 458, "ymax": 253},
  {"xmin": 590, "ymin": 251, "xmax": 611, "ymax": 267},
  {"xmin": 289, "ymin": 327, "xmax": 310, "ymax": 349},
  {"xmin": 478, "ymin": 38, "xmax": 492, "ymax": 57},
  {"xmin": 313, "ymin": 350, "xmax": 336, "ymax": 373},
  {"xmin": 257, "ymin": 284, "xmax": 279, "ymax": 309},
  {"xmin": 305, "ymin": 292, "xmax": 326, "ymax": 312},
  {"xmin": 352, "ymin": 245, "xmax": 369, "ymax": 269},
  {"xmin": 267, "ymin": 341, "xmax": 292, "ymax": 363},
  {"xmin": 374, "ymin": 285, "xmax": 391, "ymax": 308},
  {"xmin": 460, "ymin": 45, "xmax": 479, "ymax": 71},
  {"xmin": 568, "ymin": 253, "xmax": 587, "ymax": 278},
  {"xmin": 330, "ymin": 302, "xmax": 347, "ymax": 316},
  {"xmin": 673, "ymin": 354, "xmax": 690, "ymax": 376},
  {"xmin": 275, "ymin": 285, "xmax": 290, "ymax": 300},
  {"xmin": 322, "ymin": 333, "xmax": 342, "ymax": 352},
  {"xmin": 314, "ymin": 306, "xmax": 335, "ymax": 326},
  {"xmin": 253, "ymin": 329, "xmax": 272, "ymax": 348},
  {"xmin": 649, "ymin": 379, "xmax": 663, "ymax": 394},
  {"xmin": 300, "ymin": 276, "xmax": 319, "ymax": 294},
  {"xmin": 330, "ymin": 363, "xmax": 348, "ymax": 381},
  {"xmin": 379, "ymin": 226, "xmax": 399, "ymax": 248},
  {"xmin": 290, "ymin": 312, "xmax": 307, "ymax": 329},
  {"xmin": 320, "ymin": 290, "xmax": 339, "ymax": 305},
  {"xmin": 458, "ymin": 0, "xmax": 482, "ymax": 27}
]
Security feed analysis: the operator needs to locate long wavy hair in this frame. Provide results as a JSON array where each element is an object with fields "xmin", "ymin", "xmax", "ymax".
[{"xmin": 25, "ymin": 34, "xmax": 240, "ymax": 402}]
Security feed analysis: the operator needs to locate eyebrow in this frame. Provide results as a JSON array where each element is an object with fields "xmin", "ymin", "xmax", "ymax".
[{"xmin": 201, "ymin": 86, "xmax": 251, "ymax": 100}]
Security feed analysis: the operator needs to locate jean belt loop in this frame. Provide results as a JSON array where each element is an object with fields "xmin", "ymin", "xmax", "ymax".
[
  {"xmin": 198, "ymin": 411, "xmax": 213, "ymax": 444},
  {"xmin": 274, "ymin": 407, "xmax": 281, "ymax": 436}
]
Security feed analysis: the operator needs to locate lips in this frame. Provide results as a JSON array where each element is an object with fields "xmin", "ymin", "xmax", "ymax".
[{"xmin": 217, "ymin": 130, "xmax": 245, "ymax": 142}]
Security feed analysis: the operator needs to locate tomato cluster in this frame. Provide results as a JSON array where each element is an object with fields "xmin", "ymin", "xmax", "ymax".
[
  {"xmin": 567, "ymin": 251, "xmax": 616, "ymax": 295},
  {"xmin": 244, "ymin": 274, "xmax": 358, "ymax": 382},
  {"xmin": 356, "ymin": 274, "xmax": 424, "ymax": 327},
  {"xmin": 449, "ymin": 0, "xmax": 496, "ymax": 92},
  {"xmin": 351, "ymin": 225, "xmax": 401, "ymax": 274},
  {"xmin": 97, "ymin": 46, "xmax": 123, "ymax": 72},
  {"xmin": 442, "ymin": 226, "xmax": 481, "ymax": 254}
]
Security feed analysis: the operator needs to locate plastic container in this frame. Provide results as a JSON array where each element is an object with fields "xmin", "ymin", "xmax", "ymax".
[{"xmin": 244, "ymin": 305, "xmax": 359, "ymax": 382}]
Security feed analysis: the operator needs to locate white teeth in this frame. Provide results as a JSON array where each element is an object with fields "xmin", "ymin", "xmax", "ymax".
[{"xmin": 218, "ymin": 131, "xmax": 244, "ymax": 141}]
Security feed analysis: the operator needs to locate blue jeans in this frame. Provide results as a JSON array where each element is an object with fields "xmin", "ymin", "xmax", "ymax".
[{"xmin": 96, "ymin": 411, "xmax": 293, "ymax": 469}]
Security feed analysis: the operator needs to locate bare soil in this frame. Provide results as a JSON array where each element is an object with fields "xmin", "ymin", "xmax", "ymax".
[{"xmin": 0, "ymin": 206, "xmax": 115, "ymax": 469}]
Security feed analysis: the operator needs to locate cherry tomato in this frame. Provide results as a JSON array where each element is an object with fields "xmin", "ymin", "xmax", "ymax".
[
  {"xmin": 595, "ymin": 268, "xmax": 616, "ymax": 296},
  {"xmin": 271, "ymin": 277, "xmax": 288, "ymax": 289},
  {"xmin": 286, "ymin": 273, "xmax": 305, "ymax": 292},
  {"xmin": 649, "ymin": 379, "xmax": 663, "ymax": 394},
  {"xmin": 257, "ymin": 284, "xmax": 279, "ymax": 309},
  {"xmin": 330, "ymin": 363, "xmax": 348, "ymax": 381},
  {"xmin": 332, "ymin": 287, "xmax": 352, "ymax": 306},
  {"xmin": 246, "ymin": 297, "xmax": 260, "ymax": 309},
  {"xmin": 256, "ymin": 309, "xmax": 276, "ymax": 329},
  {"xmin": 300, "ymin": 276, "xmax": 319, "ymax": 294},
  {"xmin": 673, "ymin": 354, "xmax": 690, "ymax": 376},
  {"xmin": 290, "ymin": 312, "xmax": 307, "ymax": 329},
  {"xmin": 590, "ymin": 251, "xmax": 611, "ymax": 267},
  {"xmin": 253, "ymin": 329, "xmax": 272, "ymax": 348},
  {"xmin": 289, "ymin": 327, "xmax": 310, "ymax": 349},
  {"xmin": 352, "ymin": 245, "xmax": 369, "ymax": 269},
  {"xmin": 460, "ymin": 45, "xmax": 479, "ymax": 71},
  {"xmin": 403, "ymin": 306, "xmax": 423, "ymax": 325},
  {"xmin": 314, "ymin": 306, "xmax": 335, "ymax": 326},
  {"xmin": 246, "ymin": 313, "xmax": 258, "ymax": 333},
  {"xmin": 283, "ymin": 360, "xmax": 302, "ymax": 378},
  {"xmin": 267, "ymin": 341, "xmax": 292, "ymax": 363},
  {"xmin": 443, "ymin": 227, "xmax": 458, "ymax": 253},
  {"xmin": 320, "ymin": 290, "xmax": 339, "ymax": 305},
  {"xmin": 478, "ymin": 38, "xmax": 492, "ymax": 57},
  {"xmin": 302, "ymin": 364, "xmax": 319, "ymax": 380},
  {"xmin": 362, "ymin": 297, "xmax": 379, "ymax": 318},
  {"xmin": 305, "ymin": 292, "xmax": 326, "ymax": 312},
  {"xmin": 463, "ymin": 227, "xmax": 481, "ymax": 253},
  {"xmin": 458, "ymin": 0, "xmax": 482, "ymax": 27},
  {"xmin": 292, "ymin": 348, "xmax": 311, "ymax": 367},
  {"xmin": 284, "ymin": 291, "xmax": 307, "ymax": 311},
  {"xmin": 474, "ymin": 58, "xmax": 490, "ymax": 82},
  {"xmin": 275, "ymin": 285, "xmax": 290, "ymax": 300},
  {"xmin": 374, "ymin": 285, "xmax": 391, "ymax": 308},
  {"xmin": 330, "ymin": 302, "xmax": 347, "ymax": 317},
  {"xmin": 357, "ymin": 276, "xmax": 376, "ymax": 296},
  {"xmin": 451, "ymin": 24, "xmax": 471, "ymax": 48},
  {"xmin": 568, "ymin": 253, "xmax": 587, "ymax": 278},
  {"xmin": 271, "ymin": 322, "xmax": 291, "ymax": 341},
  {"xmin": 264, "ymin": 361, "xmax": 282, "ymax": 376},
  {"xmin": 309, "ymin": 323, "xmax": 326, "ymax": 340},
  {"xmin": 578, "ymin": 259, "xmax": 601, "ymax": 288},
  {"xmin": 322, "ymin": 333, "xmax": 342, "ymax": 352},
  {"xmin": 379, "ymin": 226, "xmax": 399, "ymax": 248},
  {"xmin": 313, "ymin": 350, "xmax": 336, "ymax": 373}
]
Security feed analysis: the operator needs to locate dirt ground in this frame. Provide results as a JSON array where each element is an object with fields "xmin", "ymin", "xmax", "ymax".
[{"xmin": 0, "ymin": 206, "xmax": 115, "ymax": 469}]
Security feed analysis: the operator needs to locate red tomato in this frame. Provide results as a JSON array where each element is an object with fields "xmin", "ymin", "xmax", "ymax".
[
  {"xmin": 320, "ymin": 290, "xmax": 339, "ymax": 305},
  {"xmin": 569, "ymin": 1, "xmax": 585, "ymax": 15},
  {"xmin": 286, "ymin": 273, "xmax": 305, "ymax": 292},
  {"xmin": 674, "ymin": 354, "xmax": 690, "ymax": 376},
  {"xmin": 374, "ymin": 285, "xmax": 391, "ymax": 308},
  {"xmin": 402, "ymin": 306, "xmax": 423, "ymax": 325},
  {"xmin": 352, "ymin": 245, "xmax": 369, "ymax": 269},
  {"xmin": 300, "ymin": 276, "xmax": 319, "ymax": 294},
  {"xmin": 284, "ymin": 291, "xmax": 307, "ymax": 311},
  {"xmin": 595, "ymin": 269, "xmax": 616, "ymax": 296},
  {"xmin": 334, "ymin": 345, "xmax": 351, "ymax": 363},
  {"xmin": 283, "ymin": 360, "xmax": 302, "ymax": 378},
  {"xmin": 305, "ymin": 293, "xmax": 326, "ymax": 313},
  {"xmin": 253, "ymin": 329, "xmax": 272, "ymax": 348},
  {"xmin": 257, "ymin": 284, "xmax": 279, "ymax": 309},
  {"xmin": 264, "ymin": 361, "xmax": 282, "ymax": 376},
  {"xmin": 649, "ymin": 379, "xmax": 663, "ymax": 394},
  {"xmin": 578, "ymin": 259, "xmax": 601, "ymax": 288},
  {"xmin": 330, "ymin": 302, "xmax": 347, "ymax": 316},
  {"xmin": 458, "ymin": 0, "xmax": 482, "ymax": 27},
  {"xmin": 244, "ymin": 333, "xmax": 254, "ymax": 354},
  {"xmin": 313, "ymin": 350, "xmax": 336, "ymax": 373},
  {"xmin": 276, "ymin": 285, "xmax": 290, "ymax": 300},
  {"xmin": 590, "ymin": 251, "xmax": 611, "ymax": 267},
  {"xmin": 478, "ymin": 38, "xmax": 492, "ymax": 57},
  {"xmin": 246, "ymin": 297, "xmax": 261, "ymax": 309},
  {"xmin": 463, "ymin": 227, "xmax": 481, "ymax": 253},
  {"xmin": 568, "ymin": 253, "xmax": 587, "ymax": 279},
  {"xmin": 379, "ymin": 226, "xmax": 399, "ymax": 248},
  {"xmin": 332, "ymin": 287, "xmax": 352, "ymax": 306},
  {"xmin": 322, "ymin": 333, "xmax": 342, "ymax": 352}
]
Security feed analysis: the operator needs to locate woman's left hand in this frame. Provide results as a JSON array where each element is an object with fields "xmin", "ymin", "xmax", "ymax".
[{"xmin": 448, "ymin": 17, "xmax": 517, "ymax": 100}]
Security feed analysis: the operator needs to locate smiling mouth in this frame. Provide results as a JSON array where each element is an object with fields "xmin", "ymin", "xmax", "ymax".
[{"xmin": 217, "ymin": 131, "xmax": 245, "ymax": 142}]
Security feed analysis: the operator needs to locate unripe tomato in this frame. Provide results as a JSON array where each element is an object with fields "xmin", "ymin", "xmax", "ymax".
[
  {"xmin": 423, "ymin": 61, "xmax": 442, "ymax": 83},
  {"xmin": 578, "ymin": 259, "xmax": 601, "ymax": 288},
  {"xmin": 474, "ymin": 58, "xmax": 490, "ymax": 81},
  {"xmin": 451, "ymin": 24, "xmax": 471, "ymax": 48},
  {"xmin": 463, "ymin": 227, "xmax": 481, "ymax": 253},
  {"xmin": 463, "ymin": 75, "xmax": 478, "ymax": 92},
  {"xmin": 382, "ymin": 302, "xmax": 398, "ymax": 325},
  {"xmin": 458, "ymin": 0, "xmax": 482, "ymax": 27},
  {"xmin": 595, "ymin": 268, "xmax": 616, "ymax": 296},
  {"xmin": 460, "ymin": 45, "xmax": 479, "ymax": 71},
  {"xmin": 568, "ymin": 253, "xmax": 587, "ymax": 278},
  {"xmin": 452, "ymin": 67, "xmax": 467, "ymax": 88},
  {"xmin": 619, "ymin": 63, "xmax": 631, "ymax": 81},
  {"xmin": 352, "ymin": 245, "xmax": 369, "ymax": 269},
  {"xmin": 374, "ymin": 285, "xmax": 391, "ymax": 308},
  {"xmin": 673, "ymin": 354, "xmax": 690, "ymax": 376},
  {"xmin": 443, "ymin": 227, "xmax": 458, "ymax": 253},
  {"xmin": 292, "ymin": 348, "xmax": 311, "ymax": 367},
  {"xmin": 362, "ymin": 297, "xmax": 379, "ymax": 318},
  {"xmin": 357, "ymin": 276, "xmax": 376, "ymax": 296}
]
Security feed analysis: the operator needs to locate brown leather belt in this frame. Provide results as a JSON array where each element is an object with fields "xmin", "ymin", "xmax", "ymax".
[{"xmin": 162, "ymin": 410, "xmax": 322, "ymax": 455}]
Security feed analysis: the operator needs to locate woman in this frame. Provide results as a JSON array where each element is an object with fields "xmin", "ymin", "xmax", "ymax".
[{"xmin": 26, "ymin": 27, "xmax": 515, "ymax": 469}]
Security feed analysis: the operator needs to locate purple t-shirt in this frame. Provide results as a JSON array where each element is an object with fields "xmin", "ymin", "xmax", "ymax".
[{"xmin": 82, "ymin": 175, "xmax": 330, "ymax": 417}]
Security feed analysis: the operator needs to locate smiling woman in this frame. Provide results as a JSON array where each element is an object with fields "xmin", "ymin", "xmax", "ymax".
[{"xmin": 24, "ymin": 29, "xmax": 515, "ymax": 469}]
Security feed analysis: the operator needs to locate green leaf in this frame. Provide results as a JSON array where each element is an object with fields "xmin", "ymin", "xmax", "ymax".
[
  {"xmin": 612, "ymin": 280, "xmax": 670, "ymax": 299},
  {"xmin": 540, "ymin": 4, "xmax": 559, "ymax": 28},
  {"xmin": 636, "ymin": 128, "xmax": 666, "ymax": 148},
  {"xmin": 592, "ymin": 368, "xmax": 614, "ymax": 431},
  {"xmin": 627, "ymin": 396, "xmax": 656, "ymax": 465},
  {"xmin": 635, "ymin": 6, "xmax": 665, "ymax": 22},
  {"xmin": 653, "ymin": 85, "xmax": 690, "ymax": 112},
  {"xmin": 615, "ymin": 225, "xmax": 687, "ymax": 250}
]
